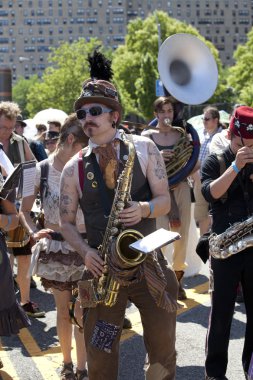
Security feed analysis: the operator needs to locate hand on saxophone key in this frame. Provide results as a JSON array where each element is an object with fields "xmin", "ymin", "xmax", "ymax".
[
  {"xmin": 119, "ymin": 201, "xmax": 142, "ymax": 226},
  {"xmin": 84, "ymin": 248, "xmax": 105, "ymax": 278}
]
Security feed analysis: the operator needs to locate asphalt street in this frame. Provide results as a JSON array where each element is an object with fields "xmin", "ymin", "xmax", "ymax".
[{"xmin": 0, "ymin": 262, "xmax": 247, "ymax": 380}]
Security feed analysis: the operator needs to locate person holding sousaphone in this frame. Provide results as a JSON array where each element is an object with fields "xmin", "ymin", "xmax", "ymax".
[
  {"xmin": 143, "ymin": 33, "xmax": 218, "ymax": 300},
  {"xmin": 142, "ymin": 96, "xmax": 200, "ymax": 300}
]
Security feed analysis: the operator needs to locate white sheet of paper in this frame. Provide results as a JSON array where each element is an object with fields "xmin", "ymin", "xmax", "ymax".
[
  {"xmin": 129, "ymin": 228, "xmax": 181, "ymax": 254},
  {"xmin": 22, "ymin": 166, "xmax": 36, "ymax": 197}
]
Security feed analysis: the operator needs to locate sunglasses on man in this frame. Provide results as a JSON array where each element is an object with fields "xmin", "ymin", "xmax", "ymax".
[{"xmin": 76, "ymin": 105, "xmax": 112, "ymax": 120}]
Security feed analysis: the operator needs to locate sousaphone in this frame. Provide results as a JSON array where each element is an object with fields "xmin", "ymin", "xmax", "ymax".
[{"xmin": 157, "ymin": 33, "xmax": 218, "ymax": 187}]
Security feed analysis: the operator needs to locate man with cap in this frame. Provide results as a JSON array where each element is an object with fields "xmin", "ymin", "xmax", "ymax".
[
  {"xmin": 201, "ymin": 105, "xmax": 253, "ymax": 380},
  {"xmin": 14, "ymin": 114, "xmax": 27, "ymax": 137},
  {"xmin": 60, "ymin": 51, "xmax": 178, "ymax": 380}
]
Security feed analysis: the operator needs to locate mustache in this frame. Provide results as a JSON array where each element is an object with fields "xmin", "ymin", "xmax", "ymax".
[{"xmin": 83, "ymin": 121, "xmax": 98, "ymax": 129}]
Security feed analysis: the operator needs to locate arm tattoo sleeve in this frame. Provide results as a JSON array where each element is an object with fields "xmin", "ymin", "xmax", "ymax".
[{"xmin": 148, "ymin": 144, "xmax": 167, "ymax": 180}]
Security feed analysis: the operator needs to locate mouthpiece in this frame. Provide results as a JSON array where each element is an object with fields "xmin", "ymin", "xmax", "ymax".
[{"xmin": 164, "ymin": 118, "xmax": 171, "ymax": 126}]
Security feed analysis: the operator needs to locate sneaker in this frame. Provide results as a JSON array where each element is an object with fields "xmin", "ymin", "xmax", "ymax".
[
  {"xmin": 75, "ymin": 368, "xmax": 88, "ymax": 380},
  {"xmin": 123, "ymin": 316, "xmax": 132, "ymax": 329},
  {"xmin": 60, "ymin": 362, "xmax": 75, "ymax": 380},
  {"xmin": 206, "ymin": 376, "xmax": 228, "ymax": 380},
  {"xmin": 22, "ymin": 302, "xmax": 45, "ymax": 318},
  {"xmin": 30, "ymin": 277, "xmax": 37, "ymax": 289}
]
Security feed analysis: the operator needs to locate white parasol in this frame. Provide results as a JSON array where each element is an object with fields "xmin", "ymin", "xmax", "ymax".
[{"xmin": 33, "ymin": 108, "xmax": 68, "ymax": 127}]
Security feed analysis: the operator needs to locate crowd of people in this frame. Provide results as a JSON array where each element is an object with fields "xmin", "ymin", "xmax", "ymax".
[{"xmin": 0, "ymin": 50, "xmax": 252, "ymax": 380}]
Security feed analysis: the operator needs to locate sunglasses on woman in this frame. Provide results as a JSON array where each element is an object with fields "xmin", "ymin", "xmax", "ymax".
[{"xmin": 76, "ymin": 105, "xmax": 112, "ymax": 120}]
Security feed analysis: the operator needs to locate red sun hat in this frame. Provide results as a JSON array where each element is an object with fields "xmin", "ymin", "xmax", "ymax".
[{"xmin": 229, "ymin": 106, "xmax": 253, "ymax": 139}]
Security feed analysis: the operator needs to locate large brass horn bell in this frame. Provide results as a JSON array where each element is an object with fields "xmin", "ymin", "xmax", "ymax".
[{"xmin": 158, "ymin": 33, "xmax": 218, "ymax": 105}]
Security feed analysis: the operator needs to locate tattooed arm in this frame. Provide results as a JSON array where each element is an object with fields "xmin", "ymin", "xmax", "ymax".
[
  {"xmin": 144, "ymin": 140, "xmax": 171, "ymax": 216},
  {"xmin": 119, "ymin": 139, "xmax": 170, "ymax": 226},
  {"xmin": 59, "ymin": 159, "xmax": 104, "ymax": 277}
]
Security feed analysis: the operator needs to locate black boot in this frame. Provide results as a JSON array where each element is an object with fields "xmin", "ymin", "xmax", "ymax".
[{"xmin": 175, "ymin": 271, "xmax": 187, "ymax": 300}]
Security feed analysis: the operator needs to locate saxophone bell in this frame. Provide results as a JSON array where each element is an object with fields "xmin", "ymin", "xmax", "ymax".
[{"xmin": 115, "ymin": 229, "xmax": 145, "ymax": 267}]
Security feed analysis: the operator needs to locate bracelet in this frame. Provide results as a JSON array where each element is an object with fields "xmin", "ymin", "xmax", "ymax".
[
  {"xmin": 147, "ymin": 201, "xmax": 154, "ymax": 218},
  {"xmin": 231, "ymin": 161, "xmax": 240, "ymax": 174}
]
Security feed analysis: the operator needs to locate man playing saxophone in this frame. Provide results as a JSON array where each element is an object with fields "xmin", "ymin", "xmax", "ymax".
[
  {"xmin": 59, "ymin": 51, "xmax": 178, "ymax": 380},
  {"xmin": 201, "ymin": 105, "xmax": 253, "ymax": 380}
]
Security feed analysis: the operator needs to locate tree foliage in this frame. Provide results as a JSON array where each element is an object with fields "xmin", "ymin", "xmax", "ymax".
[
  {"xmin": 227, "ymin": 28, "xmax": 253, "ymax": 107},
  {"xmin": 26, "ymin": 38, "xmax": 107, "ymax": 117},
  {"xmin": 12, "ymin": 75, "xmax": 38, "ymax": 119},
  {"xmin": 112, "ymin": 11, "xmax": 224, "ymax": 121}
]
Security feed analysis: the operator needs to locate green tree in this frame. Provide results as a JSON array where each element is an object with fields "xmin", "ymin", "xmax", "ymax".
[
  {"xmin": 227, "ymin": 28, "xmax": 253, "ymax": 107},
  {"xmin": 12, "ymin": 75, "xmax": 38, "ymax": 119},
  {"xmin": 26, "ymin": 38, "xmax": 108, "ymax": 117},
  {"xmin": 112, "ymin": 11, "xmax": 224, "ymax": 121}
]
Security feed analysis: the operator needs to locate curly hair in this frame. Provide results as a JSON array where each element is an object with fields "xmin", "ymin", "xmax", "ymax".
[{"xmin": 0, "ymin": 101, "xmax": 21, "ymax": 120}]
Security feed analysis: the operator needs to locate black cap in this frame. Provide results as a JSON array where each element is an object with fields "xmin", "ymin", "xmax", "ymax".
[{"xmin": 16, "ymin": 114, "xmax": 27, "ymax": 127}]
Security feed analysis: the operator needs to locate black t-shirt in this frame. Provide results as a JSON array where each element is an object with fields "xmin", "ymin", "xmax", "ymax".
[{"xmin": 201, "ymin": 146, "xmax": 253, "ymax": 234}]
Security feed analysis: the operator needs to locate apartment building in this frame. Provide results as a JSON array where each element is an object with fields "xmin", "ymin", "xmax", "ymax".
[{"xmin": 0, "ymin": 0, "xmax": 252, "ymax": 82}]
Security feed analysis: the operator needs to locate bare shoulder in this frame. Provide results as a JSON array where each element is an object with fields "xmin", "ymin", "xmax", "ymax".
[
  {"xmin": 62, "ymin": 153, "xmax": 79, "ymax": 179},
  {"xmin": 60, "ymin": 153, "xmax": 80, "ymax": 220},
  {"xmin": 60, "ymin": 153, "xmax": 80, "ymax": 196}
]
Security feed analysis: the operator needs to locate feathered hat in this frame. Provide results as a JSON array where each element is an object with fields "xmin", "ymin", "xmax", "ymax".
[{"xmin": 74, "ymin": 50, "xmax": 122, "ymax": 120}]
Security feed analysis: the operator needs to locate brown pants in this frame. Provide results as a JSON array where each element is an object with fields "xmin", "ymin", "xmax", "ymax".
[{"xmin": 83, "ymin": 255, "xmax": 178, "ymax": 380}]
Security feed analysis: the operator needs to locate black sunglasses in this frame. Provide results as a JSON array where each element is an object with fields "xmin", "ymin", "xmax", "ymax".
[
  {"xmin": 202, "ymin": 117, "xmax": 212, "ymax": 122},
  {"xmin": 76, "ymin": 105, "xmax": 112, "ymax": 120}
]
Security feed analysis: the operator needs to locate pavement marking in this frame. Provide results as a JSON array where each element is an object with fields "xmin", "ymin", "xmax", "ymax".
[
  {"xmin": 17, "ymin": 328, "xmax": 59, "ymax": 379},
  {"xmin": 0, "ymin": 280, "xmax": 210, "ymax": 379},
  {"xmin": 121, "ymin": 281, "xmax": 210, "ymax": 342},
  {"xmin": 0, "ymin": 340, "xmax": 19, "ymax": 380},
  {"xmin": 177, "ymin": 280, "xmax": 210, "ymax": 315}
]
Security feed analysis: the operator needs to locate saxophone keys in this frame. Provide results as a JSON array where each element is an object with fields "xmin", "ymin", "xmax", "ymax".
[
  {"xmin": 110, "ymin": 227, "xmax": 118, "ymax": 235},
  {"xmin": 116, "ymin": 201, "xmax": 125, "ymax": 210}
]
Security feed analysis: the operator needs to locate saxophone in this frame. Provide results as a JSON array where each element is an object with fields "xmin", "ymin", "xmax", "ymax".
[
  {"xmin": 79, "ymin": 132, "xmax": 145, "ymax": 308},
  {"xmin": 209, "ymin": 215, "xmax": 253, "ymax": 259}
]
